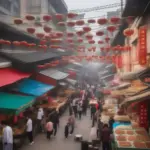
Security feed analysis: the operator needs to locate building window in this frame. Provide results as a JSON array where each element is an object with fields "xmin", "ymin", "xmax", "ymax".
[
  {"xmin": 27, "ymin": 0, "xmax": 41, "ymax": 14},
  {"xmin": 0, "ymin": 0, "xmax": 11, "ymax": 11}
]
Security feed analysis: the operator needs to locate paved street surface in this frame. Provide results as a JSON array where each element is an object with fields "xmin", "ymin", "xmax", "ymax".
[{"xmin": 22, "ymin": 110, "xmax": 92, "ymax": 150}]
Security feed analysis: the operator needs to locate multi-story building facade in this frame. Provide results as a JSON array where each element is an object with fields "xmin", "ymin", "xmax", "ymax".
[
  {"xmin": 0, "ymin": 0, "xmax": 20, "ymax": 16},
  {"xmin": 21, "ymin": 0, "xmax": 68, "ymax": 16}
]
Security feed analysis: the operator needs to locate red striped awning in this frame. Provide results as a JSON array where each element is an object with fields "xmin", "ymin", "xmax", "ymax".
[{"xmin": 0, "ymin": 68, "xmax": 31, "ymax": 87}]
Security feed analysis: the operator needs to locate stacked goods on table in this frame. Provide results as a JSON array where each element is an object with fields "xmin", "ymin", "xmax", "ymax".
[
  {"xmin": 114, "ymin": 115, "xmax": 130, "ymax": 122},
  {"xmin": 102, "ymin": 104, "xmax": 116, "ymax": 117},
  {"xmin": 40, "ymin": 97, "xmax": 67, "ymax": 112},
  {"xmin": 114, "ymin": 126, "xmax": 150, "ymax": 149}
]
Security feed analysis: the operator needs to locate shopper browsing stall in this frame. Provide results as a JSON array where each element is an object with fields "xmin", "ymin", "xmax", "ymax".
[{"xmin": 1, "ymin": 120, "xmax": 13, "ymax": 150}]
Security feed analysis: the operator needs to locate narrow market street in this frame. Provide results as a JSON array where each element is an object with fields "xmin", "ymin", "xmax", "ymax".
[{"xmin": 22, "ymin": 110, "xmax": 92, "ymax": 150}]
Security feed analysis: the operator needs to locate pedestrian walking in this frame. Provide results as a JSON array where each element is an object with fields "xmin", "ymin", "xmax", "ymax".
[
  {"xmin": 1, "ymin": 120, "xmax": 13, "ymax": 150},
  {"xmin": 101, "ymin": 124, "xmax": 111, "ymax": 150},
  {"xmin": 41, "ymin": 115, "xmax": 46, "ymax": 133},
  {"xmin": 72, "ymin": 97, "xmax": 78, "ymax": 118},
  {"xmin": 64, "ymin": 122, "xmax": 69, "ymax": 139},
  {"xmin": 91, "ymin": 105, "xmax": 96, "ymax": 119},
  {"xmin": 77, "ymin": 102, "xmax": 82, "ymax": 119},
  {"xmin": 68, "ymin": 114, "xmax": 75, "ymax": 135},
  {"xmin": 26, "ymin": 117, "xmax": 34, "ymax": 145},
  {"xmin": 109, "ymin": 116, "xmax": 115, "ymax": 133},
  {"xmin": 45, "ymin": 120, "xmax": 53, "ymax": 140},
  {"xmin": 52, "ymin": 112, "xmax": 59, "ymax": 136},
  {"xmin": 37, "ymin": 108, "xmax": 44, "ymax": 132}
]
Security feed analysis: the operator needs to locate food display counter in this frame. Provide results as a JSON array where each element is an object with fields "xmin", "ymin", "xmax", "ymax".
[{"xmin": 112, "ymin": 122, "xmax": 150, "ymax": 150}]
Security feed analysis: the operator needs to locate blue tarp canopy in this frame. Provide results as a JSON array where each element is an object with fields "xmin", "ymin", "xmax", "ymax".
[{"xmin": 12, "ymin": 79, "xmax": 54, "ymax": 96}]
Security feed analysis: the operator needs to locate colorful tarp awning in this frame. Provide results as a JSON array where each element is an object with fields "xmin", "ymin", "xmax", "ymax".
[
  {"xmin": 12, "ymin": 79, "xmax": 54, "ymax": 96},
  {"xmin": 0, "ymin": 92, "xmax": 35, "ymax": 115},
  {"xmin": 0, "ymin": 68, "xmax": 31, "ymax": 87},
  {"xmin": 40, "ymin": 69, "xmax": 69, "ymax": 80}
]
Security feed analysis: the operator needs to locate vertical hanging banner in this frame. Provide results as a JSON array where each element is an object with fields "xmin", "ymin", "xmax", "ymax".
[{"xmin": 139, "ymin": 26, "xmax": 147, "ymax": 65}]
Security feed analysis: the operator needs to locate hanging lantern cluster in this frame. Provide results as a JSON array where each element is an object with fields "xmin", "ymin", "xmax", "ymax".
[{"xmin": 0, "ymin": 39, "xmax": 11, "ymax": 45}]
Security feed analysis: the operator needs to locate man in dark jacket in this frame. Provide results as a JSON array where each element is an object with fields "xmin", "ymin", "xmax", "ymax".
[{"xmin": 101, "ymin": 124, "xmax": 111, "ymax": 150}]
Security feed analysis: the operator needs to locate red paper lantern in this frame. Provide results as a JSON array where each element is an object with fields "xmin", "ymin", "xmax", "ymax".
[
  {"xmin": 67, "ymin": 39, "xmax": 73, "ymax": 43},
  {"xmin": 96, "ymin": 31, "xmax": 104, "ymax": 36},
  {"xmin": 123, "ymin": 28, "xmax": 134, "ymax": 37},
  {"xmin": 98, "ymin": 40, "xmax": 104, "ymax": 44},
  {"xmin": 76, "ymin": 30, "xmax": 84, "ymax": 36},
  {"xmin": 25, "ymin": 15, "xmax": 35, "ymax": 21},
  {"xmin": 56, "ymin": 32, "xmax": 63, "ymax": 38},
  {"xmin": 86, "ymin": 34, "xmax": 93, "ymax": 40},
  {"xmin": 88, "ymin": 40, "xmax": 95, "ymax": 44},
  {"xmin": 110, "ymin": 17, "xmax": 120, "ymax": 24},
  {"xmin": 40, "ymin": 40, "xmax": 47, "ymax": 45},
  {"xmin": 43, "ymin": 26, "xmax": 52, "ymax": 33},
  {"xmin": 83, "ymin": 26, "xmax": 91, "ymax": 32},
  {"xmin": 77, "ymin": 38, "xmax": 83, "ymax": 43},
  {"xmin": 76, "ymin": 20, "xmax": 85, "ymax": 26},
  {"xmin": 105, "ymin": 37, "xmax": 110, "ymax": 43},
  {"xmin": 45, "ymin": 35, "xmax": 51, "ymax": 40},
  {"xmin": 97, "ymin": 18, "xmax": 108, "ymax": 25},
  {"xmin": 14, "ymin": 19, "xmax": 23, "ymax": 25},
  {"xmin": 4, "ymin": 40, "xmax": 11, "ymax": 45},
  {"xmin": 36, "ymin": 33, "xmax": 45, "ymax": 39},
  {"xmin": 43, "ymin": 15, "xmax": 52, "ymax": 22},
  {"xmin": 30, "ymin": 43, "xmax": 36, "ymax": 47},
  {"xmin": 55, "ymin": 14, "xmax": 64, "ymax": 20},
  {"xmin": 20, "ymin": 41, "xmax": 28, "ymax": 46},
  {"xmin": 0, "ymin": 39, "xmax": 5, "ymax": 44},
  {"xmin": 67, "ymin": 21, "xmax": 75, "ymax": 27},
  {"xmin": 13, "ymin": 41, "xmax": 20, "ymax": 46},
  {"xmin": 67, "ymin": 12, "xmax": 78, "ymax": 18},
  {"xmin": 57, "ymin": 22, "xmax": 66, "ymax": 26},
  {"xmin": 67, "ymin": 32, "xmax": 74, "ymax": 37},
  {"xmin": 27, "ymin": 27, "xmax": 35, "ymax": 34},
  {"xmin": 88, "ymin": 19, "xmax": 96, "ymax": 24},
  {"xmin": 107, "ymin": 25, "xmax": 116, "ymax": 32}
]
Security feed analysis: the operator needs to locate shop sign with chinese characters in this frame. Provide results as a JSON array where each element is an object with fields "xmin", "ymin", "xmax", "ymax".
[{"xmin": 138, "ymin": 26, "xmax": 147, "ymax": 65}]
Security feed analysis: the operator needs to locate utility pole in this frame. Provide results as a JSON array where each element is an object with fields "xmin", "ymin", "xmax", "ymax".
[{"xmin": 121, "ymin": 0, "xmax": 124, "ymax": 14}]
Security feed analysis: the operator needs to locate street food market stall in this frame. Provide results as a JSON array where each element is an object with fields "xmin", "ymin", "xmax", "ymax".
[{"xmin": 0, "ymin": 92, "xmax": 35, "ymax": 149}]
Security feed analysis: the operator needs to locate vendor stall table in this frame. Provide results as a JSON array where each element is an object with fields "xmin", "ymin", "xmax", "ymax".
[{"xmin": 112, "ymin": 122, "xmax": 150, "ymax": 150}]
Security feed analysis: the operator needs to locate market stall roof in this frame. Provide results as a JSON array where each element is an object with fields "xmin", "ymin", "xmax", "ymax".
[
  {"xmin": 0, "ymin": 57, "xmax": 11, "ymax": 68},
  {"xmin": 40, "ymin": 69, "xmax": 69, "ymax": 80},
  {"xmin": 0, "ymin": 68, "xmax": 31, "ymax": 87},
  {"xmin": 12, "ymin": 79, "xmax": 54, "ymax": 96},
  {"xmin": 0, "ymin": 92, "xmax": 35, "ymax": 115},
  {"xmin": 112, "ymin": 82, "xmax": 131, "ymax": 90},
  {"xmin": 121, "ymin": 90, "xmax": 150, "ymax": 106},
  {"xmin": 0, "ymin": 50, "xmax": 61, "ymax": 72},
  {"xmin": 66, "ymin": 78, "xmax": 77, "ymax": 86},
  {"xmin": 120, "ymin": 68, "xmax": 146, "ymax": 80}
]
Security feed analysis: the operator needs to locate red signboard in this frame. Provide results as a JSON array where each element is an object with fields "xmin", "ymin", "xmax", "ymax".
[
  {"xmin": 138, "ymin": 26, "xmax": 147, "ymax": 65},
  {"xmin": 139, "ymin": 101, "xmax": 148, "ymax": 129}
]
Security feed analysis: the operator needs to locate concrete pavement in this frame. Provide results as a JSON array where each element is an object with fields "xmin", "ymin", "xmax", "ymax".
[{"xmin": 21, "ymin": 110, "xmax": 92, "ymax": 150}]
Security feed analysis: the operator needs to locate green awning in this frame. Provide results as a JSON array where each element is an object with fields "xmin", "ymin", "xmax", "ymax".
[{"xmin": 0, "ymin": 92, "xmax": 35, "ymax": 115}]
